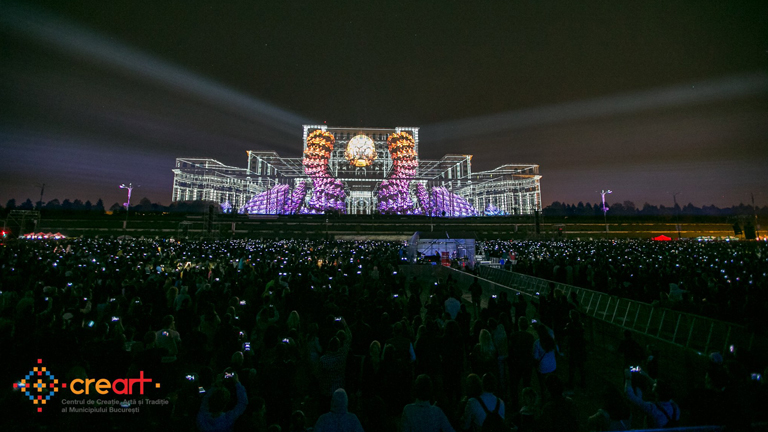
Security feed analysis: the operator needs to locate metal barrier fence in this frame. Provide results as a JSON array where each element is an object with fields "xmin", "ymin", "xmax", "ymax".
[{"xmin": 477, "ymin": 265, "xmax": 755, "ymax": 354}]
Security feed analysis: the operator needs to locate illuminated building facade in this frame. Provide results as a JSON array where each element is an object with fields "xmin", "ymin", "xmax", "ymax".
[{"xmin": 172, "ymin": 125, "xmax": 542, "ymax": 216}]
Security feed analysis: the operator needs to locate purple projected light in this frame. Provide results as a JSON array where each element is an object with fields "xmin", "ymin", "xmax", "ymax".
[
  {"xmin": 378, "ymin": 132, "xmax": 418, "ymax": 214},
  {"xmin": 302, "ymin": 130, "xmax": 346, "ymax": 214},
  {"xmin": 484, "ymin": 203, "xmax": 504, "ymax": 216},
  {"xmin": 415, "ymin": 183, "xmax": 434, "ymax": 216},
  {"xmin": 239, "ymin": 184, "xmax": 290, "ymax": 215},
  {"xmin": 432, "ymin": 186, "xmax": 477, "ymax": 217},
  {"xmin": 285, "ymin": 181, "xmax": 307, "ymax": 215}
]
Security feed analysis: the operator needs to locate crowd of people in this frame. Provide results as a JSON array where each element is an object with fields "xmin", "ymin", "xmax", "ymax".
[
  {"xmin": 0, "ymin": 237, "xmax": 766, "ymax": 431},
  {"xmin": 481, "ymin": 239, "xmax": 768, "ymax": 329}
]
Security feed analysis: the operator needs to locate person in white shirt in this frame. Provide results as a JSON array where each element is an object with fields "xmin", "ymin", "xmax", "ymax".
[
  {"xmin": 401, "ymin": 375, "xmax": 454, "ymax": 432},
  {"xmin": 444, "ymin": 293, "xmax": 461, "ymax": 320},
  {"xmin": 462, "ymin": 373, "xmax": 506, "ymax": 432},
  {"xmin": 155, "ymin": 314, "xmax": 181, "ymax": 363},
  {"xmin": 624, "ymin": 369, "xmax": 680, "ymax": 428}
]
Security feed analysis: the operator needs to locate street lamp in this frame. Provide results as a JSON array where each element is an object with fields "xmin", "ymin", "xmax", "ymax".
[
  {"xmin": 672, "ymin": 192, "xmax": 681, "ymax": 239},
  {"xmin": 35, "ymin": 183, "xmax": 46, "ymax": 211},
  {"xmin": 119, "ymin": 183, "xmax": 135, "ymax": 234},
  {"xmin": 600, "ymin": 189, "xmax": 612, "ymax": 236}
]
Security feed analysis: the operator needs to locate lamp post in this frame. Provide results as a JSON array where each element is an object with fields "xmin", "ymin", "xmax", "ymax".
[
  {"xmin": 119, "ymin": 183, "xmax": 135, "ymax": 235},
  {"xmin": 752, "ymin": 193, "xmax": 760, "ymax": 239},
  {"xmin": 672, "ymin": 192, "xmax": 681, "ymax": 240},
  {"xmin": 600, "ymin": 189, "xmax": 612, "ymax": 236},
  {"xmin": 36, "ymin": 183, "xmax": 45, "ymax": 211}
]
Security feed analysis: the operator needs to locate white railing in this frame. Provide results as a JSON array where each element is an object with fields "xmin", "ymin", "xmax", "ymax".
[{"xmin": 476, "ymin": 265, "xmax": 755, "ymax": 354}]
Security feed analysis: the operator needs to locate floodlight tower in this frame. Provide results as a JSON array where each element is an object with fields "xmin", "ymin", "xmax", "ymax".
[
  {"xmin": 119, "ymin": 183, "xmax": 135, "ymax": 234},
  {"xmin": 600, "ymin": 189, "xmax": 612, "ymax": 236}
]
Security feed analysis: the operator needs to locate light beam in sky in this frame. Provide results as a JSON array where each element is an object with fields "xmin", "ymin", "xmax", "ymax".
[
  {"xmin": 0, "ymin": 3, "xmax": 310, "ymax": 135},
  {"xmin": 423, "ymin": 73, "xmax": 768, "ymax": 143}
]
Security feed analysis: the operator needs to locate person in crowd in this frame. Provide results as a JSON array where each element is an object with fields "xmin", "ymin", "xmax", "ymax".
[
  {"xmin": 314, "ymin": 388, "xmax": 364, "ymax": 432},
  {"xmin": 508, "ymin": 316, "xmax": 534, "ymax": 409},
  {"xmin": 174, "ymin": 285, "xmax": 191, "ymax": 311},
  {"xmin": 532, "ymin": 323, "xmax": 557, "ymax": 393},
  {"xmin": 471, "ymin": 328, "xmax": 497, "ymax": 379},
  {"xmin": 307, "ymin": 322, "xmax": 323, "ymax": 371},
  {"xmin": 469, "ymin": 277, "xmax": 483, "ymax": 319},
  {"xmin": 617, "ymin": 330, "xmax": 645, "ymax": 369},
  {"xmin": 408, "ymin": 288, "xmax": 423, "ymax": 320},
  {"xmin": 414, "ymin": 321, "xmax": 442, "ymax": 379},
  {"xmin": 287, "ymin": 310, "xmax": 301, "ymax": 332},
  {"xmin": 685, "ymin": 353, "xmax": 730, "ymax": 426},
  {"xmin": 537, "ymin": 375, "xmax": 578, "ymax": 431},
  {"xmin": 318, "ymin": 317, "xmax": 352, "ymax": 397},
  {"xmin": 456, "ymin": 303, "xmax": 472, "ymax": 342},
  {"xmin": 350, "ymin": 310, "xmax": 374, "ymax": 356},
  {"xmin": 199, "ymin": 303, "xmax": 221, "ymax": 352},
  {"xmin": 197, "ymin": 371, "xmax": 249, "ymax": 432},
  {"xmin": 156, "ymin": 314, "xmax": 181, "ymax": 363},
  {"xmin": 513, "ymin": 294, "xmax": 528, "ymax": 325},
  {"xmin": 290, "ymin": 410, "xmax": 311, "ymax": 432},
  {"xmin": 135, "ymin": 330, "xmax": 166, "ymax": 380},
  {"xmin": 360, "ymin": 340, "xmax": 382, "ymax": 398},
  {"xmin": 587, "ymin": 385, "xmax": 631, "ymax": 431},
  {"xmin": 462, "ymin": 373, "xmax": 506, "ymax": 432},
  {"xmin": 511, "ymin": 387, "xmax": 537, "ymax": 432},
  {"xmin": 563, "ymin": 309, "xmax": 587, "ymax": 388},
  {"xmin": 379, "ymin": 343, "xmax": 412, "ymax": 415},
  {"xmin": 441, "ymin": 320, "xmax": 465, "ymax": 406},
  {"xmin": 386, "ymin": 321, "xmax": 416, "ymax": 367},
  {"xmin": 624, "ymin": 368, "xmax": 680, "ymax": 429},
  {"xmin": 444, "ymin": 290, "xmax": 461, "ymax": 320},
  {"xmin": 401, "ymin": 374, "xmax": 454, "ymax": 432},
  {"xmin": 489, "ymin": 318, "xmax": 509, "ymax": 395}
]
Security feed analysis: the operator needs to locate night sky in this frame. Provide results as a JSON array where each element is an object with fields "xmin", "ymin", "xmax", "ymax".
[{"xmin": 1, "ymin": 1, "xmax": 767, "ymax": 208}]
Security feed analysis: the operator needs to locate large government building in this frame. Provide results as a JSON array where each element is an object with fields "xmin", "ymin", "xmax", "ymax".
[{"xmin": 172, "ymin": 125, "xmax": 541, "ymax": 216}]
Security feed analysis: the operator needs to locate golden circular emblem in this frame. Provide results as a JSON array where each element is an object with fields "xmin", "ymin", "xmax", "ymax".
[{"xmin": 345, "ymin": 135, "xmax": 377, "ymax": 167}]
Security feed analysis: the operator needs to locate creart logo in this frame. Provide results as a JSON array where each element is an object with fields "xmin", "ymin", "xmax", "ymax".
[
  {"xmin": 14, "ymin": 359, "xmax": 160, "ymax": 412},
  {"xmin": 14, "ymin": 359, "xmax": 61, "ymax": 413}
]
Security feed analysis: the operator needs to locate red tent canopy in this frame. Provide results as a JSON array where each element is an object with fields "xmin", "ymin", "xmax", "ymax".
[{"xmin": 652, "ymin": 235, "xmax": 672, "ymax": 241}]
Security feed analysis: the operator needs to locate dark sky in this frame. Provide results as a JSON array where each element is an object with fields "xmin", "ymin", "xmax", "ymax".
[{"xmin": 1, "ymin": 1, "xmax": 767, "ymax": 208}]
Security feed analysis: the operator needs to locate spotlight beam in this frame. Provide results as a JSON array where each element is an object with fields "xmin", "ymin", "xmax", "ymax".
[
  {"xmin": 422, "ymin": 73, "xmax": 768, "ymax": 143},
  {"xmin": 0, "ymin": 3, "xmax": 310, "ymax": 135}
]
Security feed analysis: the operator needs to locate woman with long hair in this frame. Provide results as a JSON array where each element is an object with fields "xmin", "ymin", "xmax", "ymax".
[
  {"xmin": 471, "ymin": 328, "xmax": 497, "ymax": 380},
  {"xmin": 532, "ymin": 323, "xmax": 558, "ymax": 394},
  {"xmin": 379, "ymin": 343, "xmax": 411, "ymax": 415},
  {"xmin": 459, "ymin": 374, "xmax": 484, "ymax": 431},
  {"xmin": 360, "ymin": 340, "xmax": 382, "ymax": 399},
  {"xmin": 441, "ymin": 320, "xmax": 465, "ymax": 408},
  {"xmin": 287, "ymin": 310, "xmax": 301, "ymax": 332}
]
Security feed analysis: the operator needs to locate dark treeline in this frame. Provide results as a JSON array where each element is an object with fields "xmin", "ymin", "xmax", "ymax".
[
  {"xmin": 1, "ymin": 197, "xmax": 214, "ymax": 216},
  {"xmin": 543, "ymin": 200, "xmax": 767, "ymax": 218},
  {"xmin": 2, "ymin": 197, "xmax": 767, "ymax": 219}
]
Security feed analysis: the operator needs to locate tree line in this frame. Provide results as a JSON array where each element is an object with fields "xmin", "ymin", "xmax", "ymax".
[
  {"xmin": 1, "ymin": 197, "xmax": 214, "ymax": 215},
  {"xmin": 543, "ymin": 200, "xmax": 767, "ymax": 217},
  {"xmin": 2, "ymin": 197, "xmax": 766, "ymax": 218}
]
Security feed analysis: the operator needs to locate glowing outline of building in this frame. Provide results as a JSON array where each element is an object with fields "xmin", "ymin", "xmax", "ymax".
[{"xmin": 172, "ymin": 125, "xmax": 542, "ymax": 216}]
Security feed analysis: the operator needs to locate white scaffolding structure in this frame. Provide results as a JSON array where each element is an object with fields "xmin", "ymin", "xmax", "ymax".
[{"xmin": 458, "ymin": 164, "xmax": 542, "ymax": 215}]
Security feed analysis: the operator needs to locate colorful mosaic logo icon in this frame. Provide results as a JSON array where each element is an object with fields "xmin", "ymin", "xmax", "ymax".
[{"xmin": 13, "ymin": 359, "xmax": 64, "ymax": 412}]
